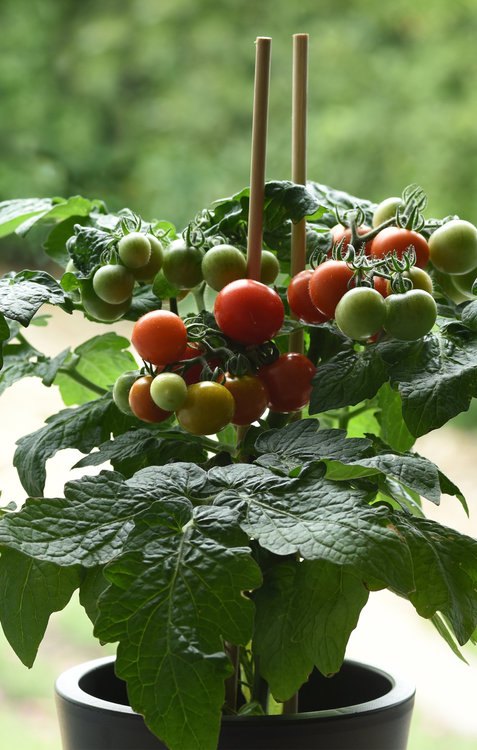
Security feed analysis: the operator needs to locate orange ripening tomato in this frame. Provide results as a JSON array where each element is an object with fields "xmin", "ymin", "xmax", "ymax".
[
  {"xmin": 131, "ymin": 310, "xmax": 188, "ymax": 366},
  {"xmin": 308, "ymin": 260, "xmax": 355, "ymax": 318},
  {"xmin": 128, "ymin": 375, "xmax": 173, "ymax": 423}
]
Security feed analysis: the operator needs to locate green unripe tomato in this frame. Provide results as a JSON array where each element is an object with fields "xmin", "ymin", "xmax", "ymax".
[
  {"xmin": 451, "ymin": 266, "xmax": 477, "ymax": 297},
  {"xmin": 118, "ymin": 232, "xmax": 152, "ymax": 269},
  {"xmin": 335, "ymin": 287, "xmax": 386, "ymax": 340},
  {"xmin": 387, "ymin": 267, "xmax": 434, "ymax": 296},
  {"xmin": 113, "ymin": 370, "xmax": 140, "ymax": 415},
  {"xmin": 92, "ymin": 264, "xmax": 136, "ymax": 304},
  {"xmin": 132, "ymin": 234, "xmax": 164, "ymax": 281},
  {"xmin": 429, "ymin": 219, "xmax": 477, "ymax": 275},
  {"xmin": 150, "ymin": 372, "xmax": 188, "ymax": 411},
  {"xmin": 162, "ymin": 238, "xmax": 204, "ymax": 289},
  {"xmin": 372, "ymin": 197, "xmax": 403, "ymax": 228},
  {"xmin": 260, "ymin": 250, "xmax": 280, "ymax": 285},
  {"xmin": 201, "ymin": 244, "xmax": 247, "ymax": 291},
  {"xmin": 384, "ymin": 289, "xmax": 437, "ymax": 341},
  {"xmin": 81, "ymin": 281, "xmax": 132, "ymax": 322}
]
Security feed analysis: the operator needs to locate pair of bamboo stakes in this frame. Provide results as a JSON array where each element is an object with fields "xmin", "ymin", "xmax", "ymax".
[{"xmin": 246, "ymin": 34, "xmax": 309, "ymax": 354}]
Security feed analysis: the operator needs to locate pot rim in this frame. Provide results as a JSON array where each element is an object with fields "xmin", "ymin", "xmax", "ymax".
[{"xmin": 55, "ymin": 655, "xmax": 415, "ymax": 723}]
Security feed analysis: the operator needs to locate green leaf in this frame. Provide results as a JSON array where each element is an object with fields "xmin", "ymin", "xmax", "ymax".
[
  {"xmin": 210, "ymin": 465, "xmax": 414, "ymax": 595},
  {"xmin": 13, "ymin": 393, "xmax": 126, "ymax": 495},
  {"xmin": 391, "ymin": 513, "xmax": 477, "ymax": 644},
  {"xmin": 55, "ymin": 333, "xmax": 136, "ymax": 405},
  {"xmin": 376, "ymin": 382, "xmax": 415, "ymax": 452},
  {"xmin": 73, "ymin": 426, "xmax": 207, "ymax": 476},
  {"xmin": 309, "ymin": 344, "xmax": 388, "ymax": 414},
  {"xmin": 0, "ymin": 197, "xmax": 54, "ymax": 236},
  {"xmin": 43, "ymin": 214, "xmax": 91, "ymax": 267},
  {"xmin": 0, "ymin": 548, "xmax": 81, "ymax": 666},
  {"xmin": 70, "ymin": 224, "xmax": 113, "ymax": 277},
  {"xmin": 430, "ymin": 613, "xmax": 468, "ymax": 663},
  {"xmin": 378, "ymin": 328, "xmax": 477, "ymax": 437},
  {"xmin": 254, "ymin": 418, "xmax": 373, "ymax": 474},
  {"xmin": 79, "ymin": 566, "xmax": 111, "ymax": 626},
  {"xmin": 94, "ymin": 502, "xmax": 261, "ymax": 750},
  {"xmin": 0, "ymin": 270, "xmax": 72, "ymax": 325},
  {"xmin": 253, "ymin": 558, "xmax": 368, "ymax": 700}
]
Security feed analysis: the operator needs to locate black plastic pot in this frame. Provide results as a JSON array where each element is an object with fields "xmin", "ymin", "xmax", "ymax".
[{"xmin": 55, "ymin": 655, "xmax": 415, "ymax": 750}]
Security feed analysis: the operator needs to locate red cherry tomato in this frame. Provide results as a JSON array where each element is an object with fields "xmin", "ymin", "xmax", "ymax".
[
  {"xmin": 330, "ymin": 224, "xmax": 372, "ymax": 257},
  {"xmin": 308, "ymin": 260, "xmax": 355, "ymax": 318},
  {"xmin": 287, "ymin": 269, "xmax": 330, "ymax": 324},
  {"xmin": 131, "ymin": 310, "xmax": 188, "ymax": 366},
  {"xmin": 258, "ymin": 353, "xmax": 316, "ymax": 413},
  {"xmin": 224, "ymin": 373, "xmax": 269, "ymax": 425},
  {"xmin": 370, "ymin": 227, "xmax": 430, "ymax": 269},
  {"xmin": 214, "ymin": 279, "xmax": 285, "ymax": 345}
]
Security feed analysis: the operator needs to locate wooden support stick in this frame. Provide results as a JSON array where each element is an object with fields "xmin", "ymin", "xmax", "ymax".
[
  {"xmin": 289, "ymin": 33, "xmax": 309, "ymax": 354},
  {"xmin": 247, "ymin": 37, "xmax": 272, "ymax": 282}
]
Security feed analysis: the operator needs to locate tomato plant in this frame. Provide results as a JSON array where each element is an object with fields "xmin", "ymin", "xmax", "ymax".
[
  {"xmin": 118, "ymin": 232, "xmax": 152, "ymax": 269},
  {"xmin": 92, "ymin": 264, "xmax": 136, "ymax": 304},
  {"xmin": 128, "ymin": 375, "xmax": 173, "ymax": 423},
  {"xmin": 308, "ymin": 260, "xmax": 355, "ymax": 318},
  {"xmin": 214, "ymin": 279, "xmax": 285, "ymax": 345},
  {"xmin": 224, "ymin": 373, "xmax": 269, "ymax": 425},
  {"xmin": 384, "ymin": 289, "xmax": 437, "ymax": 340},
  {"xmin": 175, "ymin": 381, "xmax": 235, "ymax": 435},
  {"xmin": 335, "ymin": 287, "xmax": 386, "ymax": 341},
  {"xmin": 131, "ymin": 310, "xmax": 188, "ymax": 365},
  {"xmin": 428, "ymin": 219, "xmax": 477, "ymax": 275},
  {"xmin": 287, "ymin": 269, "xmax": 330, "ymax": 323},
  {"xmin": 258, "ymin": 352, "xmax": 316, "ymax": 412},
  {"xmin": 201, "ymin": 244, "xmax": 247, "ymax": 291},
  {"xmin": 370, "ymin": 226, "xmax": 430, "ymax": 269}
]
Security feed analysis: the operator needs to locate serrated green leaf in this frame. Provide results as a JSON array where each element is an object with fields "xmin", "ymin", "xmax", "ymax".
[
  {"xmin": 459, "ymin": 300, "xmax": 477, "ymax": 331},
  {"xmin": 253, "ymin": 558, "xmax": 368, "ymax": 700},
  {"xmin": 210, "ymin": 464, "xmax": 413, "ymax": 595},
  {"xmin": 0, "ymin": 270, "xmax": 72, "ymax": 325},
  {"xmin": 309, "ymin": 344, "xmax": 388, "ymax": 414},
  {"xmin": 391, "ymin": 513, "xmax": 477, "ymax": 644},
  {"xmin": 79, "ymin": 566, "xmax": 111, "ymax": 626},
  {"xmin": 0, "ymin": 548, "xmax": 81, "ymax": 666},
  {"xmin": 55, "ymin": 333, "xmax": 136, "ymax": 405},
  {"xmin": 378, "ymin": 328, "xmax": 477, "ymax": 437},
  {"xmin": 94, "ymin": 502, "xmax": 261, "ymax": 750},
  {"xmin": 13, "ymin": 393, "xmax": 126, "ymax": 495},
  {"xmin": 430, "ymin": 613, "xmax": 468, "ymax": 663},
  {"xmin": 376, "ymin": 382, "xmax": 415, "ymax": 452},
  {"xmin": 70, "ymin": 224, "xmax": 113, "ymax": 277}
]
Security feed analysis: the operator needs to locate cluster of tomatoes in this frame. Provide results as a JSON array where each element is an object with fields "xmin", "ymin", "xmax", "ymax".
[
  {"xmin": 81, "ymin": 232, "xmax": 164, "ymax": 322},
  {"xmin": 113, "ymin": 281, "xmax": 317, "ymax": 435},
  {"xmin": 288, "ymin": 195, "xmax": 477, "ymax": 342}
]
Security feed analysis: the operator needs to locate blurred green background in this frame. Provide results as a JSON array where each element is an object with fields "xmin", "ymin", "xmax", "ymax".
[
  {"xmin": 1, "ymin": 0, "xmax": 477, "ymax": 748},
  {"xmin": 3, "ymin": 0, "xmax": 477, "ymax": 264}
]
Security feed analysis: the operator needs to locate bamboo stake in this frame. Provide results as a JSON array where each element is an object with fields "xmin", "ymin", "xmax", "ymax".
[
  {"xmin": 247, "ymin": 36, "xmax": 272, "ymax": 282},
  {"xmin": 289, "ymin": 33, "xmax": 309, "ymax": 355}
]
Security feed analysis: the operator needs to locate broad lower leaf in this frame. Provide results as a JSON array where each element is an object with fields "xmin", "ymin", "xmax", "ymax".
[
  {"xmin": 391, "ymin": 513, "xmax": 477, "ymax": 644},
  {"xmin": 0, "ymin": 547, "xmax": 81, "ymax": 666},
  {"xmin": 95, "ymin": 502, "xmax": 261, "ymax": 750},
  {"xmin": 253, "ymin": 558, "xmax": 368, "ymax": 700},
  {"xmin": 210, "ymin": 465, "xmax": 413, "ymax": 595},
  {"xmin": 13, "ymin": 393, "xmax": 130, "ymax": 496},
  {"xmin": 378, "ymin": 327, "xmax": 477, "ymax": 437}
]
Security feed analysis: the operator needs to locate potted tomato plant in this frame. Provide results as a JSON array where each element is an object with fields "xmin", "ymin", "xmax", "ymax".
[{"xmin": 0, "ymin": 176, "xmax": 476, "ymax": 750}]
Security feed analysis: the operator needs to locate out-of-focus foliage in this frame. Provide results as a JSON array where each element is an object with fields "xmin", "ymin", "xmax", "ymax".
[{"xmin": 2, "ymin": 0, "xmax": 477, "ymax": 265}]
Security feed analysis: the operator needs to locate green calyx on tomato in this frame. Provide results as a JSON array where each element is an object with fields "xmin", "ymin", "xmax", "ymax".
[
  {"xmin": 428, "ymin": 219, "xmax": 477, "ymax": 275},
  {"xmin": 176, "ymin": 381, "xmax": 235, "ymax": 435},
  {"xmin": 383, "ymin": 289, "xmax": 437, "ymax": 341},
  {"xmin": 214, "ymin": 279, "xmax": 285, "ymax": 345},
  {"xmin": 335, "ymin": 287, "xmax": 386, "ymax": 341}
]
